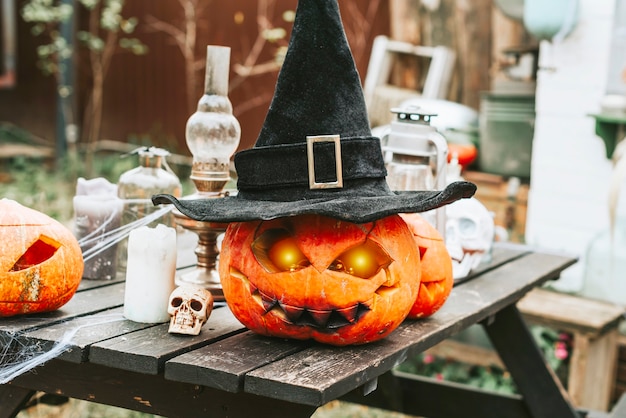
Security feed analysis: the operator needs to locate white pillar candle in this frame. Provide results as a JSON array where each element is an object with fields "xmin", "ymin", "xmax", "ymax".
[{"xmin": 124, "ymin": 224, "xmax": 177, "ymax": 323}]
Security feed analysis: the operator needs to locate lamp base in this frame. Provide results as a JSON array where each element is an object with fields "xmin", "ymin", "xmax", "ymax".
[
  {"xmin": 173, "ymin": 208, "xmax": 228, "ymax": 302},
  {"xmin": 176, "ymin": 266, "xmax": 224, "ymax": 302}
]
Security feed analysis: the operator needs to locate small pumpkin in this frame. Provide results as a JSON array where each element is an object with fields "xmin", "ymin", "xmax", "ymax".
[
  {"xmin": 400, "ymin": 213, "xmax": 454, "ymax": 319},
  {"xmin": 219, "ymin": 214, "xmax": 421, "ymax": 346},
  {"xmin": 0, "ymin": 199, "xmax": 84, "ymax": 317}
]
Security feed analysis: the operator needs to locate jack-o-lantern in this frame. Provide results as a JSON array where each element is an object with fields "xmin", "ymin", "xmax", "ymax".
[
  {"xmin": 219, "ymin": 214, "xmax": 421, "ymax": 346},
  {"xmin": 0, "ymin": 199, "xmax": 84, "ymax": 317},
  {"xmin": 400, "ymin": 213, "xmax": 453, "ymax": 319}
]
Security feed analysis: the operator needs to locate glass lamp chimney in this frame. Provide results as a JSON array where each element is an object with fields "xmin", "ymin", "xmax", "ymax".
[{"xmin": 185, "ymin": 46, "xmax": 241, "ymax": 195}]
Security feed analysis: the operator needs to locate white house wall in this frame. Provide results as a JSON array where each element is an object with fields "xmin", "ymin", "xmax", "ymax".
[{"xmin": 525, "ymin": 0, "xmax": 617, "ymax": 292}]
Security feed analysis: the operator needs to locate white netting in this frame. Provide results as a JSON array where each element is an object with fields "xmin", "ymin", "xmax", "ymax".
[
  {"xmin": 0, "ymin": 314, "xmax": 126, "ymax": 384},
  {"xmin": 79, "ymin": 204, "xmax": 173, "ymax": 261}
]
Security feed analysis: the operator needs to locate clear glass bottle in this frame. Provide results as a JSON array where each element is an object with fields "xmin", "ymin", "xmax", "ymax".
[
  {"xmin": 117, "ymin": 147, "xmax": 182, "ymax": 274},
  {"xmin": 581, "ymin": 217, "xmax": 626, "ymax": 305}
]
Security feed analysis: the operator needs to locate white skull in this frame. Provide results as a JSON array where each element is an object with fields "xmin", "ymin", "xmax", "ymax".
[
  {"xmin": 167, "ymin": 285, "xmax": 214, "ymax": 335},
  {"xmin": 445, "ymin": 198, "xmax": 495, "ymax": 280}
]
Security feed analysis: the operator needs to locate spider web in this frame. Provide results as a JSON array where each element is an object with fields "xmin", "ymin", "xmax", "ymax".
[
  {"xmin": 0, "ymin": 314, "xmax": 127, "ymax": 384},
  {"xmin": 0, "ymin": 328, "xmax": 75, "ymax": 384}
]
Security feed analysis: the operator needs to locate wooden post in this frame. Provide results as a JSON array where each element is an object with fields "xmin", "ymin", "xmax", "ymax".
[
  {"xmin": 491, "ymin": 7, "xmax": 536, "ymax": 91},
  {"xmin": 389, "ymin": 0, "xmax": 421, "ymax": 90},
  {"xmin": 387, "ymin": 0, "xmax": 493, "ymax": 108}
]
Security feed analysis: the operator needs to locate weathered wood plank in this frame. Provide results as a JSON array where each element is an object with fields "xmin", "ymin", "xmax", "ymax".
[
  {"xmin": 20, "ymin": 307, "xmax": 157, "ymax": 363},
  {"xmin": 423, "ymin": 338, "xmax": 505, "ymax": 368},
  {"xmin": 89, "ymin": 306, "xmax": 246, "ymax": 374},
  {"xmin": 0, "ymin": 144, "xmax": 54, "ymax": 159},
  {"xmin": 454, "ymin": 243, "xmax": 529, "ymax": 285},
  {"xmin": 77, "ymin": 275, "xmax": 125, "ymax": 291},
  {"xmin": 517, "ymin": 288, "xmax": 625, "ymax": 337},
  {"xmin": 8, "ymin": 360, "xmax": 317, "ymax": 418},
  {"xmin": 243, "ymin": 251, "xmax": 577, "ymax": 406},
  {"xmin": 245, "ymin": 337, "xmax": 409, "ymax": 407},
  {"xmin": 165, "ymin": 331, "xmax": 310, "ymax": 393}
]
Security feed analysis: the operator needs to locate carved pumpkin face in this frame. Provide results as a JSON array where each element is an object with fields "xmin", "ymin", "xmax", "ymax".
[
  {"xmin": 0, "ymin": 199, "xmax": 84, "ymax": 317},
  {"xmin": 219, "ymin": 214, "xmax": 421, "ymax": 346},
  {"xmin": 400, "ymin": 213, "xmax": 454, "ymax": 319}
]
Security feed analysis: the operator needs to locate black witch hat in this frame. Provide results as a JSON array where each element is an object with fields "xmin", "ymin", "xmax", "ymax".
[{"xmin": 153, "ymin": 0, "xmax": 475, "ymax": 223}]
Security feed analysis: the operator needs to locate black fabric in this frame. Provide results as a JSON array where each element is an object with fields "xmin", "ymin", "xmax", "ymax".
[
  {"xmin": 235, "ymin": 137, "xmax": 386, "ymax": 191},
  {"xmin": 153, "ymin": 180, "xmax": 477, "ymax": 224},
  {"xmin": 255, "ymin": 0, "xmax": 371, "ymax": 147}
]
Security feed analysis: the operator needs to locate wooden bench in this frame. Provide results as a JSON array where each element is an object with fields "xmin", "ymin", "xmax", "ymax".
[
  {"xmin": 518, "ymin": 288, "xmax": 625, "ymax": 411},
  {"xmin": 426, "ymin": 287, "xmax": 625, "ymax": 412}
]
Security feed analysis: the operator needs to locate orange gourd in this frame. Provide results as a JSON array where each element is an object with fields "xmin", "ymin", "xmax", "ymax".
[
  {"xmin": 400, "ymin": 213, "xmax": 454, "ymax": 319},
  {"xmin": 219, "ymin": 214, "xmax": 421, "ymax": 346},
  {"xmin": 0, "ymin": 199, "xmax": 84, "ymax": 317}
]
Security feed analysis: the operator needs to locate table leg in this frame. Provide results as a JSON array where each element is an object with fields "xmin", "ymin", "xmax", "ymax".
[
  {"xmin": 0, "ymin": 385, "xmax": 35, "ymax": 418},
  {"xmin": 484, "ymin": 305, "xmax": 581, "ymax": 418}
]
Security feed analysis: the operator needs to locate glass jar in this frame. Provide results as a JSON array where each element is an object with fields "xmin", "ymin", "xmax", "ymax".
[
  {"xmin": 581, "ymin": 218, "xmax": 626, "ymax": 305},
  {"xmin": 117, "ymin": 147, "xmax": 182, "ymax": 274}
]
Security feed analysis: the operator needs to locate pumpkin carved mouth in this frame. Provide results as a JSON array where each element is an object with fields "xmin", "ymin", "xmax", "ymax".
[{"xmin": 229, "ymin": 267, "xmax": 405, "ymax": 330}]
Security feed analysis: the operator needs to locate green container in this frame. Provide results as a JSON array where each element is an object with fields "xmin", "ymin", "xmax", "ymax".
[{"xmin": 478, "ymin": 92, "xmax": 535, "ymax": 179}]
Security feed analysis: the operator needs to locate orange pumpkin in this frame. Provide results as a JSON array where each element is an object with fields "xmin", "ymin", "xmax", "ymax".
[
  {"xmin": 219, "ymin": 214, "xmax": 421, "ymax": 346},
  {"xmin": 400, "ymin": 213, "xmax": 454, "ymax": 319},
  {"xmin": 0, "ymin": 199, "xmax": 84, "ymax": 317}
]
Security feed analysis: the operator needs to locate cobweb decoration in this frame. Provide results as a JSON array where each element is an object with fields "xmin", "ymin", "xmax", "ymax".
[
  {"xmin": 79, "ymin": 204, "xmax": 173, "ymax": 262},
  {"xmin": 0, "ymin": 205, "xmax": 174, "ymax": 383},
  {"xmin": 0, "ymin": 315, "xmax": 126, "ymax": 384}
]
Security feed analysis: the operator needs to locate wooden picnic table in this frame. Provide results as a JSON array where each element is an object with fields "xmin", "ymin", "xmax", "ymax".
[{"xmin": 0, "ymin": 243, "xmax": 582, "ymax": 418}]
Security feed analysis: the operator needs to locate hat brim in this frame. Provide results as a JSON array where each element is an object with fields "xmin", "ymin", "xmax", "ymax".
[{"xmin": 152, "ymin": 181, "xmax": 476, "ymax": 224}]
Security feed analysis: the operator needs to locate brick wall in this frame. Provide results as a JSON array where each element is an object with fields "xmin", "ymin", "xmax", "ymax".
[{"xmin": 525, "ymin": 0, "xmax": 617, "ymax": 292}]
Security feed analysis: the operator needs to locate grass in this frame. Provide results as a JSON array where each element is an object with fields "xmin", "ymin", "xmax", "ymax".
[{"xmin": 17, "ymin": 399, "xmax": 418, "ymax": 418}]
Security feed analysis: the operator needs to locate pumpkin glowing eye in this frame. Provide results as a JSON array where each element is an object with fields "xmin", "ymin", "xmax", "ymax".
[
  {"xmin": 268, "ymin": 237, "xmax": 310, "ymax": 272},
  {"xmin": 329, "ymin": 240, "xmax": 392, "ymax": 279},
  {"xmin": 252, "ymin": 229, "xmax": 311, "ymax": 273}
]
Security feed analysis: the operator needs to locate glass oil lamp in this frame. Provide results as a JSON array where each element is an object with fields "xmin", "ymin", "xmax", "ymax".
[
  {"xmin": 173, "ymin": 45, "xmax": 241, "ymax": 301},
  {"xmin": 382, "ymin": 105, "xmax": 449, "ymax": 238}
]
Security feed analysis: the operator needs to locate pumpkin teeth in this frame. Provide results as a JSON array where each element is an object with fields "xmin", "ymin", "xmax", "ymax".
[
  {"xmin": 360, "ymin": 298, "xmax": 374, "ymax": 311},
  {"xmin": 335, "ymin": 305, "xmax": 359, "ymax": 324},
  {"xmin": 279, "ymin": 303, "xmax": 305, "ymax": 322},
  {"xmin": 271, "ymin": 302, "xmax": 371, "ymax": 329},
  {"xmin": 306, "ymin": 309, "xmax": 332, "ymax": 327},
  {"xmin": 259, "ymin": 290, "xmax": 278, "ymax": 312},
  {"xmin": 234, "ymin": 268, "xmax": 375, "ymax": 330}
]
